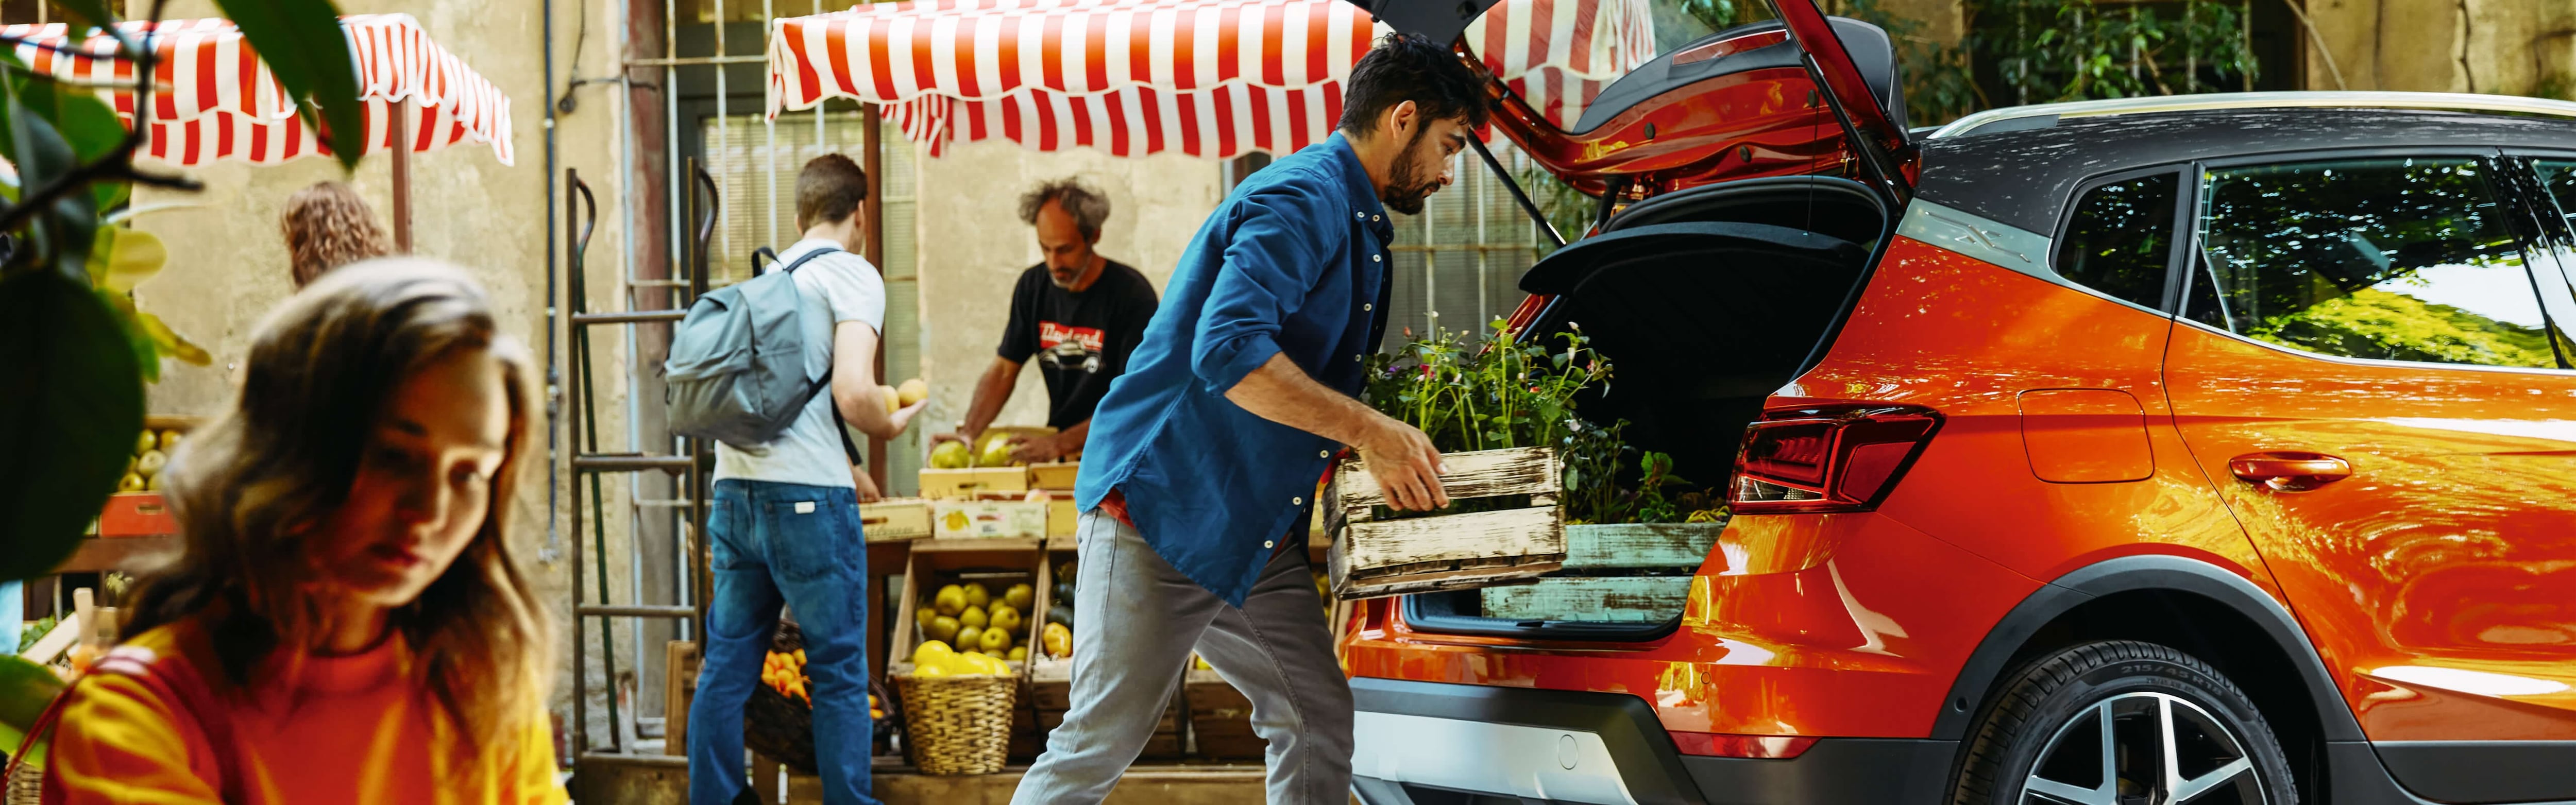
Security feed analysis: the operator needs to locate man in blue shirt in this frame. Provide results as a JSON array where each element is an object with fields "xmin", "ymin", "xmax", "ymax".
[{"xmin": 1013, "ymin": 33, "xmax": 1485, "ymax": 804}]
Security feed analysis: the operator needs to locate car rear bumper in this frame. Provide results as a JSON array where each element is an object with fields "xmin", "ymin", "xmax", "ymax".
[{"xmin": 1349, "ymin": 678, "xmax": 1956, "ymax": 805}]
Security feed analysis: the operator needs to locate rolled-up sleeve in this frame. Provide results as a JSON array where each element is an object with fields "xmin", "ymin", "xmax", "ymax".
[{"xmin": 1190, "ymin": 178, "xmax": 1338, "ymax": 395}]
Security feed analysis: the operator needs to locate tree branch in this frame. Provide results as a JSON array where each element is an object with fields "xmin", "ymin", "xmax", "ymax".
[{"xmin": 0, "ymin": 0, "xmax": 176, "ymax": 237}]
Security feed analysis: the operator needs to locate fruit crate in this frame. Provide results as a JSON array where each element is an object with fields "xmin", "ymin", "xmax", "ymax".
[
  {"xmin": 1026, "ymin": 461, "xmax": 1080, "ymax": 491},
  {"xmin": 887, "ymin": 540, "xmax": 1053, "ymax": 673},
  {"xmin": 859, "ymin": 498, "xmax": 931, "ymax": 542},
  {"xmin": 1324, "ymin": 446, "xmax": 1566, "ymax": 600},
  {"xmin": 1181, "ymin": 667, "xmax": 1265, "ymax": 760},
  {"xmin": 1479, "ymin": 521, "xmax": 1726, "ymax": 622},
  {"xmin": 1027, "ymin": 669, "xmax": 1187, "ymax": 760},
  {"xmin": 917, "ymin": 468, "xmax": 1028, "ymax": 500},
  {"xmin": 929, "ymin": 498, "xmax": 1047, "ymax": 540}
]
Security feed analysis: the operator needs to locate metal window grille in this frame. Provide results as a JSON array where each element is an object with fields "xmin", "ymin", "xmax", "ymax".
[{"xmin": 1383, "ymin": 141, "xmax": 1545, "ymax": 349}]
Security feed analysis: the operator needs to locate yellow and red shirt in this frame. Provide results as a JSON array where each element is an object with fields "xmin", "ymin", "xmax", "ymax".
[{"xmin": 40, "ymin": 614, "xmax": 565, "ymax": 804}]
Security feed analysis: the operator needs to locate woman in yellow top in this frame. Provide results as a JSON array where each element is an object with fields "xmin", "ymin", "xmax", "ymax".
[{"xmin": 41, "ymin": 259, "xmax": 564, "ymax": 803}]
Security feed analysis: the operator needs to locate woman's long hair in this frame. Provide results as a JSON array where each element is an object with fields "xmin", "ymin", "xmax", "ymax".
[
  {"xmin": 281, "ymin": 182, "xmax": 392, "ymax": 288},
  {"xmin": 126, "ymin": 258, "xmax": 554, "ymax": 750}
]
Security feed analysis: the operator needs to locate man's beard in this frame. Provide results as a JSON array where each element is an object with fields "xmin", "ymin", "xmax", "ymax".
[
  {"xmin": 1380, "ymin": 127, "xmax": 1445, "ymax": 215},
  {"xmin": 1049, "ymin": 249, "xmax": 1094, "ymax": 288}
]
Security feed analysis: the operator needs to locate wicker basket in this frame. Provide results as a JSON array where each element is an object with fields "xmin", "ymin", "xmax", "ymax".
[
  {"xmin": 893, "ymin": 672, "xmax": 1019, "ymax": 775},
  {"xmin": 743, "ymin": 622, "xmax": 900, "ymax": 774},
  {"xmin": 5, "ymin": 763, "xmax": 39, "ymax": 805}
]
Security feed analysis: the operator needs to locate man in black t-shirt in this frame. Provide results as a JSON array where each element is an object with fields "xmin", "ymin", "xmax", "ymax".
[{"xmin": 934, "ymin": 179, "xmax": 1159, "ymax": 463}]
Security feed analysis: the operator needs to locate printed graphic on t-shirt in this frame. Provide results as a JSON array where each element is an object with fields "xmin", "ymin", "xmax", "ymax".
[{"xmin": 1038, "ymin": 321, "xmax": 1105, "ymax": 373}]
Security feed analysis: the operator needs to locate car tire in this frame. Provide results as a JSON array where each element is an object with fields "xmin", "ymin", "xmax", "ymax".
[{"xmin": 1951, "ymin": 640, "xmax": 2299, "ymax": 805}]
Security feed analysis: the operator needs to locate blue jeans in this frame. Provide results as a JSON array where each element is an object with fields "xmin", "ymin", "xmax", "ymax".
[{"xmin": 688, "ymin": 480, "xmax": 882, "ymax": 805}]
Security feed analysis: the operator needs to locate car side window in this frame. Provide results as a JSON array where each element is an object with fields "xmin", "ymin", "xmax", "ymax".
[
  {"xmin": 2537, "ymin": 160, "xmax": 2576, "ymax": 231},
  {"xmin": 2188, "ymin": 158, "xmax": 2556, "ymax": 369},
  {"xmin": 2055, "ymin": 173, "xmax": 2179, "ymax": 309}
]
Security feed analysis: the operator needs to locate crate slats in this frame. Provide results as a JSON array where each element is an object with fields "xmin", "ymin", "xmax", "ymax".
[
  {"xmin": 1479, "ymin": 576, "xmax": 1694, "ymax": 622},
  {"xmin": 1333, "ymin": 446, "xmax": 1558, "ymax": 520},
  {"xmin": 1338, "ymin": 506, "xmax": 1563, "ymax": 569},
  {"xmin": 1325, "ymin": 446, "xmax": 1567, "ymax": 600},
  {"xmin": 1560, "ymin": 522, "xmax": 1724, "ymax": 570}
]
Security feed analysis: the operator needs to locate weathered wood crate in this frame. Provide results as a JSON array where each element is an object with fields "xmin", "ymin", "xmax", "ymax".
[
  {"xmin": 1480, "ymin": 520, "xmax": 1727, "ymax": 623},
  {"xmin": 1325, "ymin": 446, "xmax": 1565, "ymax": 600}
]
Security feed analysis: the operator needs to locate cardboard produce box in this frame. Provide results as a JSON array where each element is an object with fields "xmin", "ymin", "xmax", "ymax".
[{"xmin": 931, "ymin": 499, "xmax": 1047, "ymax": 540}]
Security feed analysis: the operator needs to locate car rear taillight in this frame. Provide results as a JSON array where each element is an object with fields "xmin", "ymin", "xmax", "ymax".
[
  {"xmin": 1730, "ymin": 404, "xmax": 1942, "ymax": 513},
  {"xmin": 1669, "ymin": 731, "xmax": 1820, "ymax": 759}
]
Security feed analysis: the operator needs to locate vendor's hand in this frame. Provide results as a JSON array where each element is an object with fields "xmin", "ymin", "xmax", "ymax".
[
  {"xmin": 852, "ymin": 466, "xmax": 884, "ymax": 503},
  {"xmin": 1010, "ymin": 434, "xmax": 1066, "ymax": 465},
  {"xmin": 929, "ymin": 431, "xmax": 970, "ymax": 447},
  {"xmin": 1358, "ymin": 417, "xmax": 1447, "ymax": 511}
]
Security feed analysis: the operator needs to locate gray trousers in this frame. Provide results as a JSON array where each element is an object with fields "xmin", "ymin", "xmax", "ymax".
[{"xmin": 1011, "ymin": 511, "xmax": 1354, "ymax": 804}]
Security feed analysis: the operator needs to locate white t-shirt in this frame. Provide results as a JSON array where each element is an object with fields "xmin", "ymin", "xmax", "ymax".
[{"xmin": 711, "ymin": 238, "xmax": 887, "ymax": 488}]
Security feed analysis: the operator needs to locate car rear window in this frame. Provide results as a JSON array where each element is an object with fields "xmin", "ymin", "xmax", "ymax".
[
  {"xmin": 2188, "ymin": 158, "xmax": 2555, "ymax": 369},
  {"xmin": 2054, "ymin": 172, "xmax": 2180, "ymax": 309}
]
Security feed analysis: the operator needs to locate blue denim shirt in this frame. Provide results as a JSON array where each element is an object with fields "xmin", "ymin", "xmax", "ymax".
[{"xmin": 1076, "ymin": 133, "xmax": 1394, "ymax": 605}]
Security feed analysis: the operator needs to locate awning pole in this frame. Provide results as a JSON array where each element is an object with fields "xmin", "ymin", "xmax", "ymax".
[
  {"xmin": 392, "ymin": 98, "xmax": 414, "ymax": 251},
  {"xmin": 1466, "ymin": 135, "xmax": 1563, "ymax": 248}
]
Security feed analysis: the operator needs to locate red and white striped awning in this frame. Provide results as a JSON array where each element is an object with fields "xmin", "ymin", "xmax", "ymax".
[
  {"xmin": 767, "ymin": 0, "xmax": 1654, "ymax": 159},
  {"xmin": 1, "ymin": 13, "xmax": 514, "ymax": 166}
]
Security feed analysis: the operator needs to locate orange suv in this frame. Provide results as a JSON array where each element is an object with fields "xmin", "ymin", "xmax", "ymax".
[{"xmin": 1339, "ymin": 3, "xmax": 2576, "ymax": 803}]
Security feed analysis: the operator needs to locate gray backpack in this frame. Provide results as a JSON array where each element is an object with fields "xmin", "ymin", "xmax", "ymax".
[{"xmin": 665, "ymin": 246, "xmax": 845, "ymax": 450}]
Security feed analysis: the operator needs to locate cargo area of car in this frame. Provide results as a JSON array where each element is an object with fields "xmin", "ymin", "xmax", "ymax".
[{"xmin": 1401, "ymin": 176, "xmax": 1890, "ymax": 639}]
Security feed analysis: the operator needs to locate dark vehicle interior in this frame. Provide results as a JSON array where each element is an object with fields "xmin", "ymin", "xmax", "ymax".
[{"xmin": 1406, "ymin": 177, "xmax": 1889, "ymax": 636}]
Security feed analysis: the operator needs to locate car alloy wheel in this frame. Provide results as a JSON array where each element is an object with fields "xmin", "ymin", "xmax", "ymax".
[
  {"xmin": 1952, "ymin": 640, "xmax": 2297, "ymax": 805},
  {"xmin": 2021, "ymin": 692, "xmax": 2263, "ymax": 804}
]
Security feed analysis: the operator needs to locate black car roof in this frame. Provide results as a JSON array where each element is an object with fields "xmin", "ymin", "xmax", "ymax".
[{"xmin": 1914, "ymin": 108, "xmax": 2576, "ymax": 236}]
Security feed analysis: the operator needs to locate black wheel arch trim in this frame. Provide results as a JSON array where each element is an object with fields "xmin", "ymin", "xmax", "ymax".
[
  {"xmin": 1927, "ymin": 553, "xmax": 2365, "ymax": 744},
  {"xmin": 1350, "ymin": 677, "xmax": 1708, "ymax": 804}
]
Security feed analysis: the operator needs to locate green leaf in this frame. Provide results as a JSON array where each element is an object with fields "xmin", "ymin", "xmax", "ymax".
[
  {"xmin": 2, "ymin": 73, "xmax": 101, "ymax": 283},
  {"xmin": 52, "ymin": 92, "xmax": 122, "ymax": 163},
  {"xmin": 137, "ymin": 311, "xmax": 212, "ymax": 366},
  {"xmin": 0, "ymin": 655, "xmax": 65, "ymax": 737},
  {"xmin": 218, "ymin": 0, "xmax": 363, "ymax": 172},
  {"xmin": 0, "ymin": 270, "xmax": 144, "ymax": 581},
  {"xmin": 49, "ymin": 0, "xmax": 114, "ymax": 31},
  {"xmin": 101, "ymin": 227, "xmax": 165, "ymax": 293},
  {"xmin": 99, "ymin": 289, "xmax": 159, "ymax": 384}
]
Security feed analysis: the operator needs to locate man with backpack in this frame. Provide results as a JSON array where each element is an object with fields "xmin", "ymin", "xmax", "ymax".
[{"xmin": 682, "ymin": 153, "xmax": 921, "ymax": 805}]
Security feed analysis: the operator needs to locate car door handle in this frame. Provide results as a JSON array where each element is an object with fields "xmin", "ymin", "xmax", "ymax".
[{"xmin": 2229, "ymin": 452, "xmax": 2352, "ymax": 492}]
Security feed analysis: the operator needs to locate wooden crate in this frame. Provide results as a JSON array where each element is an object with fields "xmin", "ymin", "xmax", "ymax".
[
  {"xmin": 1479, "ymin": 521, "xmax": 1725, "ymax": 623},
  {"xmin": 887, "ymin": 539, "xmax": 1050, "ymax": 672},
  {"xmin": 1027, "ymin": 461, "xmax": 1080, "ymax": 491},
  {"xmin": 1181, "ymin": 668, "xmax": 1265, "ymax": 760},
  {"xmin": 1325, "ymin": 446, "xmax": 1565, "ymax": 600},
  {"xmin": 1045, "ymin": 498, "xmax": 1079, "ymax": 538},
  {"xmin": 918, "ymin": 467, "xmax": 1028, "ymax": 500},
  {"xmin": 1031, "ymin": 685, "xmax": 1187, "ymax": 759},
  {"xmin": 858, "ymin": 498, "xmax": 931, "ymax": 542},
  {"xmin": 98, "ymin": 493, "xmax": 176, "ymax": 538}
]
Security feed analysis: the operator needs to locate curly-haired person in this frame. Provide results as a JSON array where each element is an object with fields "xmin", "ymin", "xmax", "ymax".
[{"xmin": 282, "ymin": 181, "xmax": 394, "ymax": 288}]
